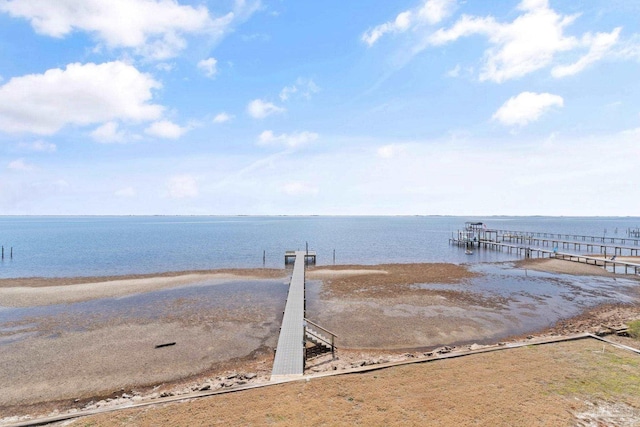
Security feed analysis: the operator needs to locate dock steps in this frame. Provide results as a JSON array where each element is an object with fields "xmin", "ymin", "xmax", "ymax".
[{"xmin": 304, "ymin": 318, "xmax": 337, "ymax": 360}]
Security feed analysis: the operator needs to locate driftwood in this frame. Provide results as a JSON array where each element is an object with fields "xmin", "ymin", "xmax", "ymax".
[{"xmin": 155, "ymin": 342, "xmax": 176, "ymax": 349}]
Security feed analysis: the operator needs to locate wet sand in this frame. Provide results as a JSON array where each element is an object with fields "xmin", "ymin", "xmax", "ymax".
[
  {"xmin": 515, "ymin": 258, "xmax": 616, "ymax": 276},
  {"xmin": 1, "ymin": 261, "xmax": 639, "ymax": 421},
  {"xmin": 0, "ymin": 269, "xmax": 284, "ymax": 307}
]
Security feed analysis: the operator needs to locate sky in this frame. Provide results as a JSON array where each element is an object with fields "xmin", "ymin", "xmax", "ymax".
[{"xmin": 0, "ymin": 0, "xmax": 639, "ymax": 216}]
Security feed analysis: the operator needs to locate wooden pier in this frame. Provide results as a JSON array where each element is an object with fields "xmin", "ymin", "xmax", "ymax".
[
  {"xmin": 271, "ymin": 250, "xmax": 335, "ymax": 381},
  {"xmin": 487, "ymin": 228, "xmax": 640, "ymax": 246},
  {"xmin": 553, "ymin": 252, "xmax": 640, "ymax": 275},
  {"xmin": 284, "ymin": 250, "xmax": 316, "ymax": 264},
  {"xmin": 450, "ymin": 224, "xmax": 640, "ymax": 275},
  {"xmin": 493, "ymin": 233, "xmax": 640, "ymax": 257}
]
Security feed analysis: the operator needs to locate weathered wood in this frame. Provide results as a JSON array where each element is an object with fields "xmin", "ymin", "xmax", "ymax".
[{"xmin": 155, "ymin": 342, "xmax": 176, "ymax": 349}]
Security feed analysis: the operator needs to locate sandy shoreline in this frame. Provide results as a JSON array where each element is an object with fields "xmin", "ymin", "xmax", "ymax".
[{"xmin": 1, "ymin": 261, "xmax": 639, "ymax": 422}]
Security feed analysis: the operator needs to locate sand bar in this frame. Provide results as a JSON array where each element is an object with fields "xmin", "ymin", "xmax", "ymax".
[{"xmin": 0, "ymin": 269, "xmax": 285, "ymax": 307}]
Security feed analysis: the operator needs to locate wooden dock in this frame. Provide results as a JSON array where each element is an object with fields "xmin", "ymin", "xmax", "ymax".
[
  {"xmin": 553, "ymin": 252, "xmax": 640, "ymax": 275},
  {"xmin": 450, "ymin": 224, "xmax": 640, "ymax": 275},
  {"xmin": 486, "ymin": 228, "xmax": 640, "ymax": 246},
  {"xmin": 284, "ymin": 250, "xmax": 316, "ymax": 264},
  {"xmin": 493, "ymin": 232, "xmax": 640, "ymax": 257}
]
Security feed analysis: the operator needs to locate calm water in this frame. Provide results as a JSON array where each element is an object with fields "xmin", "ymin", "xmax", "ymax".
[{"xmin": 0, "ymin": 216, "xmax": 639, "ymax": 278}]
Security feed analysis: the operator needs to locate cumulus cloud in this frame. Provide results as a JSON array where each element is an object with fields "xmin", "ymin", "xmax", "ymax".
[
  {"xmin": 7, "ymin": 158, "xmax": 34, "ymax": 171},
  {"xmin": 362, "ymin": 0, "xmax": 456, "ymax": 46},
  {"xmin": 427, "ymin": 0, "xmax": 621, "ymax": 82},
  {"xmin": 197, "ymin": 57, "xmax": 217, "ymax": 78},
  {"xmin": 0, "ymin": 61, "xmax": 163, "ymax": 135},
  {"xmin": 213, "ymin": 112, "xmax": 234, "ymax": 123},
  {"xmin": 282, "ymin": 182, "xmax": 319, "ymax": 196},
  {"xmin": 167, "ymin": 174, "xmax": 198, "ymax": 198},
  {"xmin": 258, "ymin": 130, "xmax": 319, "ymax": 148},
  {"xmin": 144, "ymin": 120, "xmax": 189, "ymax": 139},
  {"xmin": 247, "ymin": 99, "xmax": 285, "ymax": 119},
  {"xmin": 0, "ymin": 0, "xmax": 247, "ymax": 60},
  {"xmin": 91, "ymin": 121, "xmax": 127, "ymax": 143},
  {"xmin": 18, "ymin": 140, "xmax": 56, "ymax": 152},
  {"xmin": 492, "ymin": 91, "xmax": 564, "ymax": 126},
  {"xmin": 279, "ymin": 78, "xmax": 320, "ymax": 101}
]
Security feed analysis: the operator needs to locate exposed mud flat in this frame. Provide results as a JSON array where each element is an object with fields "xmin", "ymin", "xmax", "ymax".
[{"xmin": 1, "ymin": 262, "xmax": 639, "ymax": 421}]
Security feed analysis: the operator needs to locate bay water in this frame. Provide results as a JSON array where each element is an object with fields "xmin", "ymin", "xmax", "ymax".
[{"xmin": 1, "ymin": 215, "xmax": 639, "ymax": 278}]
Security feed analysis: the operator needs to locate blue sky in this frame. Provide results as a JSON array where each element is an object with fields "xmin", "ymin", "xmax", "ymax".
[{"xmin": 0, "ymin": 0, "xmax": 638, "ymax": 215}]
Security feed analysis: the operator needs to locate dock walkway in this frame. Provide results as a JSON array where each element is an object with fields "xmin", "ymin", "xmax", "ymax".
[
  {"xmin": 271, "ymin": 251, "xmax": 309, "ymax": 380},
  {"xmin": 450, "ymin": 235, "xmax": 640, "ymax": 275}
]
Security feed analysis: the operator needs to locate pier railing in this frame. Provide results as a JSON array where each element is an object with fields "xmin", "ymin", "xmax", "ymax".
[
  {"xmin": 486, "ymin": 228, "xmax": 640, "ymax": 246},
  {"xmin": 450, "ymin": 233, "xmax": 640, "ymax": 275},
  {"xmin": 304, "ymin": 318, "xmax": 337, "ymax": 360},
  {"xmin": 553, "ymin": 253, "xmax": 640, "ymax": 275}
]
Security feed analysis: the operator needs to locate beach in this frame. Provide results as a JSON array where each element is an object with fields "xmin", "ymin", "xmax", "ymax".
[{"xmin": 1, "ymin": 259, "xmax": 639, "ymax": 423}]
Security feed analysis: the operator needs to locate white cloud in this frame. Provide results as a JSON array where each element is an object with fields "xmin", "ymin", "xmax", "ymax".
[
  {"xmin": 279, "ymin": 78, "xmax": 320, "ymax": 101},
  {"xmin": 282, "ymin": 182, "xmax": 318, "ymax": 196},
  {"xmin": 362, "ymin": 0, "xmax": 456, "ymax": 46},
  {"xmin": 417, "ymin": 0, "xmax": 457, "ymax": 25},
  {"xmin": 213, "ymin": 112, "xmax": 234, "ymax": 123},
  {"xmin": 424, "ymin": 0, "xmax": 624, "ymax": 82},
  {"xmin": 167, "ymin": 174, "xmax": 198, "ymax": 199},
  {"xmin": 247, "ymin": 99, "xmax": 285, "ymax": 119},
  {"xmin": 613, "ymin": 34, "xmax": 640, "ymax": 61},
  {"xmin": 492, "ymin": 91, "xmax": 564, "ymax": 126},
  {"xmin": 144, "ymin": 120, "xmax": 189, "ymax": 139},
  {"xmin": 91, "ymin": 121, "xmax": 126, "ymax": 143},
  {"xmin": 197, "ymin": 57, "xmax": 217, "ymax": 78},
  {"xmin": 552, "ymin": 28, "xmax": 621, "ymax": 78},
  {"xmin": 115, "ymin": 186, "xmax": 136, "ymax": 197},
  {"xmin": 0, "ymin": 0, "xmax": 245, "ymax": 60},
  {"xmin": 7, "ymin": 158, "xmax": 34, "ymax": 171},
  {"xmin": 258, "ymin": 130, "xmax": 319, "ymax": 148},
  {"xmin": 446, "ymin": 64, "xmax": 461, "ymax": 77},
  {"xmin": 0, "ymin": 61, "xmax": 163, "ymax": 135},
  {"xmin": 18, "ymin": 140, "xmax": 56, "ymax": 152},
  {"xmin": 429, "ymin": 0, "xmax": 581, "ymax": 82}
]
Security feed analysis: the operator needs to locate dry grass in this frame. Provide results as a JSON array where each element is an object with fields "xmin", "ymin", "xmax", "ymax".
[{"xmin": 76, "ymin": 339, "xmax": 640, "ymax": 427}]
